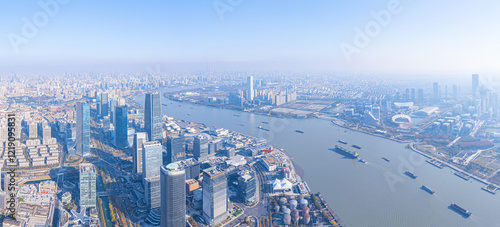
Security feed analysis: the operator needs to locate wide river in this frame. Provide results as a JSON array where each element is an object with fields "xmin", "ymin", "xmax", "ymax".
[{"xmin": 136, "ymin": 87, "xmax": 500, "ymax": 227}]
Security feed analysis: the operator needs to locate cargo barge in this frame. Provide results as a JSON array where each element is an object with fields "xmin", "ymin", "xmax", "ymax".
[
  {"xmin": 421, "ymin": 185, "xmax": 435, "ymax": 194},
  {"xmin": 352, "ymin": 144, "xmax": 362, "ymax": 149},
  {"xmin": 404, "ymin": 171, "xmax": 418, "ymax": 179},
  {"xmin": 449, "ymin": 203, "xmax": 471, "ymax": 218},
  {"xmin": 331, "ymin": 145, "xmax": 358, "ymax": 159}
]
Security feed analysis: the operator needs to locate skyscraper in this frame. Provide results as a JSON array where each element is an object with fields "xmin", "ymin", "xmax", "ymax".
[
  {"xmin": 133, "ymin": 132, "xmax": 147, "ymax": 174},
  {"xmin": 144, "ymin": 176, "xmax": 161, "ymax": 209},
  {"xmin": 142, "ymin": 141, "xmax": 163, "ymax": 178},
  {"xmin": 247, "ymin": 76, "xmax": 254, "ymax": 101},
  {"xmin": 76, "ymin": 102, "xmax": 90, "ymax": 157},
  {"xmin": 142, "ymin": 141, "xmax": 163, "ymax": 209},
  {"xmin": 79, "ymin": 163, "xmax": 96, "ymax": 209},
  {"xmin": 145, "ymin": 92, "xmax": 162, "ymax": 142},
  {"xmin": 114, "ymin": 105, "xmax": 128, "ymax": 148},
  {"xmin": 161, "ymin": 163, "xmax": 186, "ymax": 227},
  {"xmin": 166, "ymin": 135, "xmax": 185, "ymax": 164},
  {"xmin": 203, "ymin": 167, "xmax": 228, "ymax": 226},
  {"xmin": 433, "ymin": 82, "xmax": 439, "ymax": 101},
  {"xmin": 194, "ymin": 134, "xmax": 209, "ymax": 162},
  {"xmin": 472, "ymin": 74, "xmax": 479, "ymax": 98},
  {"xmin": 101, "ymin": 92, "xmax": 109, "ymax": 117}
]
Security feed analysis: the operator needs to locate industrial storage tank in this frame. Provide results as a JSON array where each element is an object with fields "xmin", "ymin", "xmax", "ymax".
[
  {"xmin": 292, "ymin": 214, "xmax": 300, "ymax": 225},
  {"xmin": 301, "ymin": 206, "xmax": 310, "ymax": 214},
  {"xmin": 289, "ymin": 199, "xmax": 298, "ymax": 210},
  {"xmin": 279, "ymin": 197, "xmax": 288, "ymax": 205},
  {"xmin": 302, "ymin": 213, "xmax": 311, "ymax": 224},
  {"xmin": 281, "ymin": 205, "xmax": 287, "ymax": 212},
  {"xmin": 300, "ymin": 198, "xmax": 308, "ymax": 208},
  {"xmin": 289, "ymin": 195, "xmax": 296, "ymax": 201},
  {"xmin": 283, "ymin": 208, "xmax": 291, "ymax": 215},
  {"xmin": 292, "ymin": 209, "xmax": 299, "ymax": 216},
  {"xmin": 274, "ymin": 205, "xmax": 280, "ymax": 213},
  {"xmin": 297, "ymin": 195, "xmax": 304, "ymax": 200},
  {"xmin": 283, "ymin": 214, "xmax": 292, "ymax": 225}
]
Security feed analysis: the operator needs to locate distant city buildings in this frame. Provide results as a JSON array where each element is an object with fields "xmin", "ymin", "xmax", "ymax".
[
  {"xmin": 101, "ymin": 92, "xmax": 109, "ymax": 117},
  {"xmin": 76, "ymin": 101, "xmax": 90, "ymax": 157},
  {"xmin": 433, "ymin": 82, "xmax": 439, "ymax": 101},
  {"xmin": 145, "ymin": 92, "xmax": 162, "ymax": 142},
  {"xmin": 472, "ymin": 74, "xmax": 479, "ymax": 98},
  {"xmin": 247, "ymin": 76, "xmax": 254, "ymax": 101}
]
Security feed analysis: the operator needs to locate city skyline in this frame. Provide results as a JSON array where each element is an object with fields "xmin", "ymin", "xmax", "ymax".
[{"xmin": 1, "ymin": 1, "xmax": 500, "ymax": 226}]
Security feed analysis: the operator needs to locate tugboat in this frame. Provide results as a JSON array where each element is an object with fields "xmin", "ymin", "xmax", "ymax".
[
  {"xmin": 404, "ymin": 171, "xmax": 417, "ymax": 179},
  {"xmin": 352, "ymin": 145, "xmax": 362, "ymax": 149},
  {"xmin": 359, "ymin": 159, "xmax": 367, "ymax": 164}
]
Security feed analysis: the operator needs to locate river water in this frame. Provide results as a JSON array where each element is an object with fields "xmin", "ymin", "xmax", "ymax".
[{"xmin": 135, "ymin": 87, "xmax": 500, "ymax": 227}]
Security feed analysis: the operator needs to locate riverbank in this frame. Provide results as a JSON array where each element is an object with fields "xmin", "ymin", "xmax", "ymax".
[
  {"xmin": 330, "ymin": 119, "xmax": 410, "ymax": 144},
  {"xmin": 408, "ymin": 143, "xmax": 496, "ymax": 187}
]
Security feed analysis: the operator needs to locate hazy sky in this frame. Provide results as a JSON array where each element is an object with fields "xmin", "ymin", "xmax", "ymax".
[{"xmin": 1, "ymin": 0, "xmax": 499, "ymax": 74}]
